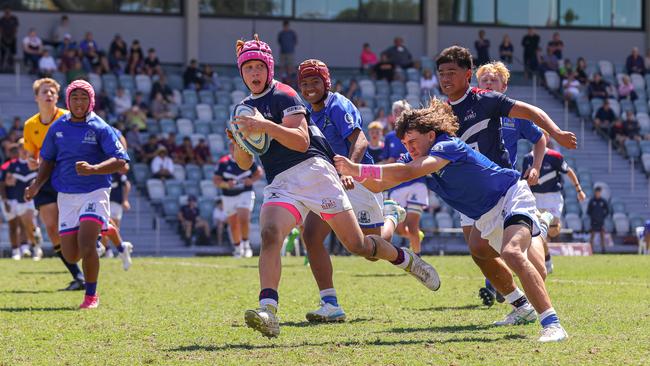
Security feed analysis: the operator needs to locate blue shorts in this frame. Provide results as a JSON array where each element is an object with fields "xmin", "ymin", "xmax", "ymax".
[{"xmin": 34, "ymin": 179, "xmax": 58, "ymax": 209}]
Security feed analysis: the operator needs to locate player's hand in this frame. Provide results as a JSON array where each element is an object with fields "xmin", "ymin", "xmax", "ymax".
[
  {"xmin": 75, "ymin": 161, "xmax": 96, "ymax": 176},
  {"xmin": 552, "ymin": 130, "xmax": 577, "ymax": 149},
  {"xmin": 123, "ymin": 200, "xmax": 131, "ymax": 211},
  {"xmin": 243, "ymin": 178, "xmax": 254, "ymax": 187},
  {"xmin": 524, "ymin": 167, "xmax": 539, "ymax": 186},
  {"xmin": 577, "ymin": 190, "xmax": 586, "ymax": 202},
  {"xmin": 233, "ymin": 108, "xmax": 268, "ymax": 137},
  {"xmin": 27, "ymin": 157, "xmax": 40, "ymax": 170},
  {"xmin": 333, "ymin": 155, "xmax": 359, "ymax": 178},
  {"xmin": 340, "ymin": 175, "xmax": 355, "ymax": 190},
  {"xmin": 24, "ymin": 183, "xmax": 40, "ymax": 202}
]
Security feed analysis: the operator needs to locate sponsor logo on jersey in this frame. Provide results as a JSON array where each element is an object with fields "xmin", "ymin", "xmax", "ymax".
[
  {"xmin": 464, "ymin": 109, "xmax": 477, "ymax": 122},
  {"xmin": 82, "ymin": 130, "xmax": 97, "ymax": 144}
]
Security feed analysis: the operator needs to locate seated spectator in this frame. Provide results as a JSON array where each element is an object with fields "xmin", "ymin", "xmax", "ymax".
[
  {"xmin": 575, "ymin": 57, "xmax": 589, "ymax": 84},
  {"xmin": 22, "ymin": 28, "xmax": 43, "ymax": 73},
  {"xmin": 65, "ymin": 58, "xmax": 86, "ymax": 83},
  {"xmin": 610, "ymin": 118, "xmax": 627, "ymax": 148},
  {"xmin": 59, "ymin": 47, "xmax": 78, "ymax": 73},
  {"xmin": 124, "ymin": 105, "xmax": 147, "ymax": 131},
  {"xmin": 178, "ymin": 195, "xmax": 210, "ymax": 246},
  {"xmin": 79, "ymin": 31, "xmax": 99, "ymax": 57},
  {"xmin": 626, "ymin": 47, "xmax": 645, "ymax": 75},
  {"xmin": 594, "ymin": 99, "xmax": 618, "ymax": 131},
  {"xmin": 559, "ymin": 59, "xmax": 573, "ymax": 79},
  {"xmin": 374, "ymin": 52, "xmax": 395, "ymax": 82},
  {"xmin": 82, "ymin": 44, "xmax": 103, "ymax": 73},
  {"xmin": 141, "ymin": 134, "xmax": 160, "ymax": 163},
  {"xmin": 94, "ymin": 89, "xmax": 114, "ymax": 120},
  {"xmin": 588, "ymin": 72, "xmax": 611, "ymax": 100},
  {"xmin": 125, "ymin": 124, "xmax": 143, "ymax": 159},
  {"xmin": 1, "ymin": 130, "xmax": 20, "ymax": 156},
  {"xmin": 161, "ymin": 133, "xmax": 178, "ymax": 154},
  {"xmin": 383, "ymin": 37, "xmax": 413, "ymax": 69},
  {"xmin": 332, "ymin": 80, "xmax": 344, "ymax": 94},
  {"xmin": 360, "ymin": 42, "xmax": 377, "ymax": 73},
  {"xmin": 202, "ymin": 64, "xmax": 219, "ymax": 91},
  {"xmin": 344, "ymin": 79, "xmax": 360, "ymax": 101},
  {"xmin": 618, "ymin": 75, "xmax": 638, "ymax": 101},
  {"xmin": 151, "ymin": 74, "xmax": 174, "ymax": 102},
  {"xmin": 113, "ymin": 87, "xmax": 132, "ymax": 116},
  {"xmin": 420, "ymin": 68, "xmax": 438, "ymax": 96},
  {"xmin": 56, "ymin": 34, "xmax": 78, "ymax": 59},
  {"xmin": 194, "ymin": 138, "xmax": 212, "ymax": 165},
  {"xmin": 183, "ymin": 59, "xmax": 202, "ymax": 90},
  {"xmin": 499, "ymin": 34, "xmax": 513, "ymax": 64},
  {"xmin": 143, "ymin": 48, "xmax": 162, "ymax": 76},
  {"xmin": 562, "ymin": 72, "xmax": 581, "ymax": 102},
  {"xmin": 645, "ymin": 49, "xmax": 650, "ymax": 71},
  {"xmin": 38, "ymin": 49, "xmax": 57, "ymax": 77},
  {"xmin": 547, "ymin": 32, "xmax": 564, "ymax": 59},
  {"xmin": 10, "ymin": 116, "xmax": 23, "ymax": 136},
  {"xmin": 133, "ymin": 91, "xmax": 149, "ymax": 113},
  {"xmin": 539, "ymin": 47, "xmax": 559, "ymax": 74},
  {"xmin": 623, "ymin": 110, "xmax": 641, "ymax": 141},
  {"xmin": 175, "ymin": 136, "xmax": 196, "ymax": 164},
  {"xmin": 150, "ymin": 91, "xmax": 176, "ymax": 120},
  {"xmin": 126, "ymin": 48, "xmax": 143, "ymax": 75},
  {"xmin": 150, "ymin": 146, "xmax": 174, "ymax": 179}
]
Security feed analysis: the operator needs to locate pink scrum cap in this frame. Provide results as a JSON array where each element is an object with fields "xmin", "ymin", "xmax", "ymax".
[
  {"xmin": 236, "ymin": 34, "xmax": 274, "ymax": 86},
  {"xmin": 66, "ymin": 79, "xmax": 95, "ymax": 115}
]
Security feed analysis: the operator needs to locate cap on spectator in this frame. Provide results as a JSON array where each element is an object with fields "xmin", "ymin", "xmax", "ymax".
[
  {"xmin": 156, "ymin": 146, "xmax": 168, "ymax": 154},
  {"xmin": 368, "ymin": 121, "xmax": 383, "ymax": 130},
  {"xmin": 595, "ymin": 186, "xmax": 602, "ymax": 192}
]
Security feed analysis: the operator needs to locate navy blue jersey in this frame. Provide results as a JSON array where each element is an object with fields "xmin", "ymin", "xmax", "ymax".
[
  {"xmin": 383, "ymin": 130, "xmax": 425, "ymax": 190},
  {"xmin": 1, "ymin": 159, "xmax": 36, "ymax": 202},
  {"xmin": 242, "ymin": 81, "xmax": 335, "ymax": 183},
  {"xmin": 367, "ymin": 144, "xmax": 384, "ymax": 163},
  {"xmin": 40, "ymin": 112, "xmax": 130, "ymax": 194},
  {"xmin": 109, "ymin": 172, "xmax": 128, "ymax": 203},
  {"xmin": 522, "ymin": 149, "xmax": 568, "ymax": 193},
  {"xmin": 501, "ymin": 117, "xmax": 543, "ymax": 166},
  {"xmin": 308, "ymin": 92, "xmax": 373, "ymax": 164},
  {"xmin": 214, "ymin": 154, "xmax": 259, "ymax": 196},
  {"xmin": 450, "ymin": 87, "xmax": 516, "ymax": 168},
  {"xmin": 402, "ymin": 134, "xmax": 520, "ymax": 220}
]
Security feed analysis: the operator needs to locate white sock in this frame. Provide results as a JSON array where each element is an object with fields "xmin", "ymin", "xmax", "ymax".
[
  {"xmin": 242, "ymin": 239, "xmax": 250, "ymax": 248},
  {"xmin": 504, "ymin": 288, "xmax": 525, "ymax": 304},
  {"xmin": 259, "ymin": 298, "xmax": 278, "ymax": 310},
  {"xmin": 319, "ymin": 288, "xmax": 337, "ymax": 298},
  {"xmin": 394, "ymin": 248, "xmax": 411, "ymax": 270}
]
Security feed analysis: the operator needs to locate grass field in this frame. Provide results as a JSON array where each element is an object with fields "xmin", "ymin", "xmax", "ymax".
[{"xmin": 0, "ymin": 254, "xmax": 649, "ymax": 365}]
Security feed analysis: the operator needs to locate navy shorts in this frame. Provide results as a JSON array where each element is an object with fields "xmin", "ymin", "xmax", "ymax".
[{"xmin": 34, "ymin": 179, "xmax": 58, "ymax": 209}]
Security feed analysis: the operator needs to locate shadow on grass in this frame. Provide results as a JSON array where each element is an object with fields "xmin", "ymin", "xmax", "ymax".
[
  {"xmin": 0, "ymin": 306, "xmax": 77, "ymax": 312},
  {"xmin": 415, "ymin": 304, "xmax": 482, "ymax": 312},
  {"xmin": 383, "ymin": 323, "xmax": 493, "ymax": 334},
  {"xmin": 18, "ymin": 271, "xmax": 67, "ymax": 275},
  {"xmin": 0, "ymin": 289, "xmax": 58, "ymax": 294},
  {"xmin": 169, "ymin": 334, "xmax": 525, "ymax": 352},
  {"xmin": 352, "ymin": 273, "xmax": 407, "ymax": 278},
  {"xmin": 231, "ymin": 317, "xmax": 373, "ymax": 328}
]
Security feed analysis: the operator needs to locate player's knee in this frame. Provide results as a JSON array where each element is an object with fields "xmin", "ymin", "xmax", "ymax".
[
  {"xmin": 260, "ymin": 224, "xmax": 284, "ymax": 247},
  {"xmin": 500, "ymin": 246, "xmax": 526, "ymax": 270}
]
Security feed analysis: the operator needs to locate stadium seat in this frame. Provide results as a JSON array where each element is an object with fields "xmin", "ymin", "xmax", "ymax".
[
  {"xmin": 88, "ymin": 73, "xmax": 102, "ymax": 92},
  {"xmin": 202, "ymin": 164, "xmax": 214, "ymax": 179},
  {"xmin": 620, "ymin": 99, "xmax": 634, "ymax": 114},
  {"xmin": 577, "ymin": 100, "xmax": 591, "ymax": 118},
  {"xmin": 196, "ymin": 104, "xmax": 213, "ymax": 122},
  {"xmin": 162, "ymin": 199, "xmax": 180, "ymax": 219},
  {"xmin": 390, "ymin": 80, "xmax": 406, "ymax": 95},
  {"xmin": 233, "ymin": 78, "xmax": 247, "ymax": 92},
  {"xmin": 406, "ymin": 68, "xmax": 420, "ymax": 82},
  {"xmin": 564, "ymin": 213, "xmax": 582, "ymax": 232},
  {"xmin": 634, "ymin": 99, "xmax": 648, "ymax": 114},
  {"xmin": 164, "ymin": 180, "xmax": 184, "ymax": 200},
  {"xmin": 359, "ymin": 80, "xmax": 376, "ymax": 98},
  {"xmin": 185, "ymin": 164, "xmax": 203, "ymax": 181},
  {"xmin": 213, "ymin": 105, "xmax": 230, "ymax": 123},
  {"xmin": 435, "ymin": 212, "xmax": 454, "ymax": 229},
  {"xmin": 135, "ymin": 74, "xmax": 152, "ymax": 95},
  {"xmin": 179, "ymin": 104, "xmax": 196, "ymax": 120},
  {"xmin": 231, "ymin": 90, "xmax": 246, "ymax": 104},
  {"xmin": 119, "ymin": 74, "xmax": 136, "ymax": 94},
  {"xmin": 198, "ymin": 198, "xmax": 214, "ymax": 222},
  {"xmin": 612, "ymin": 201, "xmax": 626, "ymax": 213},
  {"xmin": 624, "ymin": 140, "xmax": 641, "ymax": 160},
  {"xmin": 200, "ymin": 179, "xmax": 218, "ymax": 199},
  {"xmin": 358, "ymin": 107, "xmax": 374, "ymax": 124},
  {"xmin": 132, "ymin": 163, "xmax": 150, "ymax": 188},
  {"xmin": 210, "ymin": 119, "xmax": 227, "ymax": 134},
  {"xmin": 639, "ymin": 140, "xmax": 650, "ymax": 154},
  {"xmin": 159, "ymin": 119, "xmax": 177, "ymax": 134},
  {"xmin": 190, "ymin": 133, "xmax": 203, "ymax": 146},
  {"xmin": 183, "ymin": 180, "xmax": 201, "ymax": 198},
  {"xmin": 208, "ymin": 134, "xmax": 225, "ymax": 154},
  {"xmin": 420, "ymin": 215, "xmax": 437, "ymax": 230},
  {"xmin": 146, "ymin": 179, "xmax": 165, "ymax": 202},
  {"xmin": 406, "ymin": 96, "xmax": 421, "ymax": 108},
  {"xmin": 607, "ymin": 98, "xmax": 621, "ymax": 116},
  {"xmin": 564, "ymin": 202, "xmax": 582, "ymax": 216},
  {"xmin": 613, "ymin": 213, "xmax": 630, "ymax": 234},
  {"xmin": 101, "ymin": 74, "xmax": 118, "ymax": 95},
  {"xmin": 218, "ymin": 75, "xmax": 233, "ymax": 91},
  {"xmin": 182, "ymin": 90, "xmax": 198, "ymax": 106},
  {"xmin": 167, "ymin": 74, "xmax": 184, "ymax": 91},
  {"xmin": 194, "ymin": 120, "xmax": 211, "ymax": 135},
  {"xmin": 199, "ymin": 90, "xmax": 215, "ymax": 104},
  {"xmin": 544, "ymin": 71, "xmax": 560, "ymax": 91},
  {"xmin": 631, "ymin": 73, "xmax": 646, "ymax": 91},
  {"xmin": 420, "ymin": 56, "xmax": 434, "ymax": 70},
  {"xmin": 146, "ymin": 119, "xmax": 161, "ymax": 134},
  {"xmin": 641, "ymin": 153, "xmax": 650, "ymax": 173},
  {"xmin": 173, "ymin": 164, "xmax": 186, "ymax": 181},
  {"xmin": 216, "ymin": 90, "xmax": 232, "ymax": 106},
  {"xmin": 176, "ymin": 118, "xmax": 194, "ymax": 136}
]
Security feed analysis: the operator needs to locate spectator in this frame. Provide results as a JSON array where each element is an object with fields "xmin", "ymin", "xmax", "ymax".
[
  {"xmin": 65, "ymin": 58, "xmax": 86, "ymax": 83},
  {"xmin": 109, "ymin": 33, "xmax": 127, "ymax": 59},
  {"xmin": 587, "ymin": 187, "xmax": 610, "ymax": 254},
  {"xmin": 1, "ymin": 129, "xmax": 20, "ymax": 156},
  {"xmin": 277, "ymin": 20, "xmax": 297, "ymax": 77},
  {"xmin": 499, "ymin": 34, "xmax": 513, "ymax": 64},
  {"xmin": 161, "ymin": 133, "xmax": 178, "ymax": 154},
  {"xmin": 124, "ymin": 105, "xmax": 147, "ymax": 131},
  {"xmin": 178, "ymin": 195, "xmax": 210, "ymax": 246},
  {"xmin": 609, "ymin": 118, "xmax": 627, "ymax": 148},
  {"xmin": 151, "ymin": 73, "xmax": 174, "ymax": 102},
  {"xmin": 141, "ymin": 134, "xmax": 159, "ymax": 163},
  {"xmin": 150, "ymin": 91, "xmax": 176, "ymax": 120},
  {"xmin": 547, "ymin": 32, "xmax": 564, "ymax": 60},
  {"xmin": 344, "ymin": 79, "xmax": 361, "ymax": 101},
  {"xmin": 575, "ymin": 57, "xmax": 589, "ymax": 84},
  {"xmin": 49, "ymin": 15, "xmax": 70, "ymax": 49},
  {"xmin": 626, "ymin": 47, "xmax": 645, "ymax": 75},
  {"xmin": 125, "ymin": 123, "xmax": 142, "ymax": 152},
  {"xmin": 366, "ymin": 121, "xmax": 385, "ymax": 163},
  {"xmin": 79, "ymin": 31, "xmax": 99, "ymax": 57},
  {"xmin": 9, "ymin": 116, "xmax": 22, "ymax": 137},
  {"xmin": 108, "ymin": 34, "xmax": 127, "ymax": 73},
  {"xmin": 360, "ymin": 42, "xmax": 377, "ymax": 73},
  {"xmin": 175, "ymin": 136, "xmax": 196, "ymax": 164},
  {"xmin": 384, "ymin": 37, "xmax": 413, "ymax": 69},
  {"xmin": 126, "ymin": 47, "xmax": 143, "ymax": 75},
  {"xmin": 133, "ymin": 91, "xmax": 148, "ymax": 111},
  {"xmin": 623, "ymin": 110, "xmax": 641, "ymax": 141},
  {"xmin": 539, "ymin": 47, "xmax": 559, "ymax": 74},
  {"xmin": 521, "ymin": 27, "xmax": 540, "ymax": 79},
  {"xmin": 94, "ymin": 88, "xmax": 114, "ymax": 119},
  {"xmin": 183, "ymin": 59, "xmax": 202, "ymax": 90},
  {"xmin": 374, "ymin": 52, "xmax": 395, "ymax": 81},
  {"xmin": 420, "ymin": 68, "xmax": 438, "ymax": 96},
  {"xmin": 0, "ymin": 6, "xmax": 19, "ymax": 72},
  {"xmin": 474, "ymin": 29, "xmax": 490, "ymax": 66},
  {"xmin": 594, "ymin": 99, "xmax": 618, "ymax": 132},
  {"xmin": 588, "ymin": 72, "xmax": 611, "ymax": 100},
  {"xmin": 38, "ymin": 49, "xmax": 57, "ymax": 77},
  {"xmin": 194, "ymin": 138, "xmax": 212, "ymax": 165},
  {"xmin": 113, "ymin": 87, "xmax": 132, "ymax": 116},
  {"xmin": 22, "ymin": 28, "xmax": 43, "ymax": 73},
  {"xmin": 143, "ymin": 47, "xmax": 162, "ymax": 77},
  {"xmin": 374, "ymin": 107, "xmax": 389, "ymax": 129},
  {"xmin": 645, "ymin": 49, "xmax": 650, "ymax": 71},
  {"xmin": 151, "ymin": 146, "xmax": 174, "ymax": 179},
  {"xmin": 212, "ymin": 198, "xmax": 227, "ymax": 246},
  {"xmin": 559, "ymin": 59, "xmax": 573, "ymax": 79},
  {"xmin": 56, "ymin": 33, "xmax": 77, "ymax": 59},
  {"xmin": 202, "ymin": 64, "xmax": 219, "ymax": 91},
  {"xmin": 562, "ymin": 72, "xmax": 580, "ymax": 102},
  {"xmin": 129, "ymin": 39, "xmax": 143, "ymax": 61},
  {"xmin": 618, "ymin": 75, "xmax": 638, "ymax": 101},
  {"xmin": 332, "ymin": 80, "xmax": 344, "ymax": 94}
]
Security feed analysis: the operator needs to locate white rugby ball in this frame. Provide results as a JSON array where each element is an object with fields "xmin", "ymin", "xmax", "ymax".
[{"xmin": 228, "ymin": 103, "xmax": 271, "ymax": 156}]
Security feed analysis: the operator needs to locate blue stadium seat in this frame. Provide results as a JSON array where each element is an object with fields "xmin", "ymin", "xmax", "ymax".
[
  {"xmin": 146, "ymin": 179, "xmax": 165, "ymax": 202},
  {"xmin": 132, "ymin": 163, "xmax": 150, "ymax": 188},
  {"xmin": 624, "ymin": 140, "xmax": 641, "ymax": 160},
  {"xmin": 162, "ymin": 199, "xmax": 180, "ymax": 219},
  {"xmin": 160, "ymin": 119, "xmax": 177, "ymax": 134},
  {"xmin": 183, "ymin": 180, "xmax": 201, "ymax": 197},
  {"xmin": 102, "ymin": 74, "xmax": 118, "ymax": 95},
  {"xmin": 194, "ymin": 120, "xmax": 211, "ymax": 135},
  {"xmin": 180, "ymin": 104, "xmax": 196, "ymax": 120},
  {"xmin": 164, "ymin": 180, "xmax": 184, "ymax": 200},
  {"xmin": 185, "ymin": 164, "xmax": 203, "ymax": 181},
  {"xmin": 198, "ymin": 198, "xmax": 214, "ymax": 222},
  {"xmin": 182, "ymin": 89, "xmax": 198, "ymax": 106},
  {"xmin": 202, "ymin": 165, "xmax": 215, "ymax": 180},
  {"xmin": 146, "ymin": 119, "xmax": 161, "ymax": 134},
  {"xmin": 199, "ymin": 90, "xmax": 215, "ymax": 104},
  {"xmin": 119, "ymin": 74, "xmax": 136, "ymax": 94}
]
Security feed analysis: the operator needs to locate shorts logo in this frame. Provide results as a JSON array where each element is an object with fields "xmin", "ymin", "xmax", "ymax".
[
  {"xmin": 268, "ymin": 192, "xmax": 280, "ymax": 199},
  {"xmin": 321, "ymin": 198, "xmax": 336, "ymax": 210},
  {"xmin": 86, "ymin": 202, "xmax": 96, "ymax": 213},
  {"xmin": 82, "ymin": 130, "xmax": 97, "ymax": 144},
  {"xmin": 358, "ymin": 210, "xmax": 370, "ymax": 224},
  {"xmin": 61, "ymin": 223, "xmax": 67, "ymax": 228},
  {"xmin": 410, "ymin": 193, "xmax": 418, "ymax": 201}
]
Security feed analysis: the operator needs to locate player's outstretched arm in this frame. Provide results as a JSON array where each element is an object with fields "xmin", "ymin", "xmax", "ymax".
[{"xmin": 509, "ymin": 101, "xmax": 577, "ymax": 149}]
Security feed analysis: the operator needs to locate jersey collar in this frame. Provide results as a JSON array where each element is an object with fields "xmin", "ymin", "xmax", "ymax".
[
  {"xmin": 448, "ymin": 86, "xmax": 472, "ymax": 106},
  {"xmin": 250, "ymin": 80, "xmax": 276, "ymax": 100}
]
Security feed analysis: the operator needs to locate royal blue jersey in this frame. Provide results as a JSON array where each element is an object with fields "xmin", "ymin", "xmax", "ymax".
[
  {"xmin": 308, "ymin": 92, "xmax": 373, "ymax": 164},
  {"xmin": 40, "ymin": 112, "xmax": 130, "ymax": 194},
  {"xmin": 401, "ymin": 133, "xmax": 519, "ymax": 220},
  {"xmin": 109, "ymin": 172, "xmax": 128, "ymax": 203},
  {"xmin": 450, "ymin": 87, "xmax": 516, "ymax": 168},
  {"xmin": 241, "ymin": 80, "xmax": 335, "ymax": 183},
  {"xmin": 644, "ymin": 220, "xmax": 650, "ymax": 237},
  {"xmin": 501, "ymin": 117, "xmax": 543, "ymax": 166},
  {"xmin": 383, "ymin": 131, "xmax": 425, "ymax": 190},
  {"xmin": 521, "ymin": 149, "xmax": 568, "ymax": 193},
  {"xmin": 214, "ymin": 154, "xmax": 259, "ymax": 196},
  {"xmin": 1, "ymin": 159, "xmax": 36, "ymax": 202}
]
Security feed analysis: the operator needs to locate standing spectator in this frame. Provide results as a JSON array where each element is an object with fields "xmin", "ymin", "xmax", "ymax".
[
  {"xmin": 79, "ymin": 31, "xmax": 99, "ymax": 57},
  {"xmin": 151, "ymin": 73, "xmax": 174, "ymax": 102},
  {"xmin": 38, "ymin": 49, "xmax": 57, "ymax": 77},
  {"xmin": 547, "ymin": 32, "xmax": 564, "ymax": 60},
  {"xmin": 212, "ymin": 199, "xmax": 227, "ymax": 247},
  {"xmin": 562, "ymin": 72, "xmax": 580, "ymax": 102},
  {"xmin": 150, "ymin": 146, "xmax": 174, "ymax": 179},
  {"xmin": 626, "ymin": 47, "xmax": 645, "ymax": 75},
  {"xmin": 587, "ymin": 72, "xmax": 611, "ymax": 100},
  {"xmin": 594, "ymin": 99, "xmax": 618, "ymax": 132},
  {"xmin": 474, "ymin": 29, "xmax": 490, "ymax": 66},
  {"xmin": 177, "ymin": 195, "xmax": 210, "ymax": 246},
  {"xmin": 113, "ymin": 87, "xmax": 132, "ymax": 116},
  {"xmin": 193, "ymin": 138, "xmax": 212, "ymax": 165},
  {"xmin": 143, "ymin": 48, "xmax": 161, "ymax": 77},
  {"xmin": 521, "ymin": 27, "xmax": 540, "ymax": 79},
  {"xmin": 360, "ymin": 42, "xmax": 377, "ymax": 73},
  {"xmin": 183, "ymin": 59, "xmax": 202, "ymax": 90},
  {"xmin": 499, "ymin": 34, "xmax": 513, "ymax": 64},
  {"xmin": 384, "ymin": 37, "xmax": 413, "ymax": 69},
  {"xmin": 575, "ymin": 57, "xmax": 589, "ymax": 84},
  {"xmin": 618, "ymin": 75, "xmax": 638, "ymax": 101},
  {"xmin": 587, "ymin": 187, "xmax": 610, "ymax": 254},
  {"xmin": 0, "ymin": 6, "xmax": 19, "ymax": 72},
  {"xmin": 49, "ymin": 15, "xmax": 71, "ymax": 49},
  {"xmin": 277, "ymin": 20, "xmax": 297, "ymax": 77},
  {"xmin": 22, "ymin": 28, "xmax": 43, "ymax": 73},
  {"xmin": 366, "ymin": 121, "xmax": 385, "ymax": 163},
  {"xmin": 420, "ymin": 68, "xmax": 438, "ymax": 96},
  {"xmin": 374, "ymin": 52, "xmax": 395, "ymax": 81}
]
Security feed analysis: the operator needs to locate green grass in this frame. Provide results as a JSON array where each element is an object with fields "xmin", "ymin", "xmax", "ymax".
[{"xmin": 1, "ymin": 255, "xmax": 649, "ymax": 365}]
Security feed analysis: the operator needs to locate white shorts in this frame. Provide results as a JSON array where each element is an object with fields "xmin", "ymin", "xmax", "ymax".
[
  {"xmin": 459, "ymin": 212, "xmax": 475, "ymax": 227},
  {"xmin": 348, "ymin": 182, "xmax": 384, "ymax": 228},
  {"xmin": 1, "ymin": 199, "xmax": 35, "ymax": 221},
  {"xmin": 110, "ymin": 201, "xmax": 123, "ymax": 221},
  {"xmin": 58, "ymin": 188, "xmax": 110, "ymax": 236},
  {"xmin": 262, "ymin": 157, "xmax": 352, "ymax": 225},
  {"xmin": 533, "ymin": 192, "xmax": 564, "ymax": 220},
  {"xmin": 387, "ymin": 182, "xmax": 429, "ymax": 215},
  {"xmin": 475, "ymin": 180, "xmax": 541, "ymax": 254},
  {"xmin": 222, "ymin": 191, "xmax": 255, "ymax": 216}
]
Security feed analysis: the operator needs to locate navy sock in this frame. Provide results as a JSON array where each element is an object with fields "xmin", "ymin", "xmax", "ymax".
[
  {"xmin": 545, "ymin": 254, "xmax": 551, "ymax": 261},
  {"xmin": 55, "ymin": 249, "xmax": 84, "ymax": 282},
  {"xmin": 116, "ymin": 244, "xmax": 125, "ymax": 253},
  {"xmin": 512, "ymin": 296, "xmax": 529, "ymax": 309},
  {"xmin": 259, "ymin": 288, "xmax": 279, "ymax": 309},
  {"xmin": 85, "ymin": 282, "xmax": 97, "ymax": 296},
  {"xmin": 390, "ymin": 245, "xmax": 405, "ymax": 265}
]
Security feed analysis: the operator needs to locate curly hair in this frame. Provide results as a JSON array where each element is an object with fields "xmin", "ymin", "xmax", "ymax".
[
  {"xmin": 436, "ymin": 45, "xmax": 473, "ymax": 71},
  {"xmin": 395, "ymin": 98, "xmax": 459, "ymax": 140},
  {"xmin": 476, "ymin": 61, "xmax": 511, "ymax": 85}
]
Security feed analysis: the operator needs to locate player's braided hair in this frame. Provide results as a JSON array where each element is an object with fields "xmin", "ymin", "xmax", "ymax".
[{"xmin": 395, "ymin": 98, "xmax": 459, "ymax": 139}]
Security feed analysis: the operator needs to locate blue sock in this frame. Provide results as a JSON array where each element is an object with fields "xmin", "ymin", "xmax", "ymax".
[
  {"xmin": 85, "ymin": 282, "xmax": 97, "ymax": 296},
  {"xmin": 116, "ymin": 244, "xmax": 125, "ymax": 253},
  {"xmin": 540, "ymin": 308, "xmax": 560, "ymax": 328},
  {"xmin": 320, "ymin": 288, "xmax": 339, "ymax": 307}
]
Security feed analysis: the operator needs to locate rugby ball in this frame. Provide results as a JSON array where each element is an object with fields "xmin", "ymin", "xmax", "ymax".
[{"xmin": 228, "ymin": 103, "xmax": 271, "ymax": 156}]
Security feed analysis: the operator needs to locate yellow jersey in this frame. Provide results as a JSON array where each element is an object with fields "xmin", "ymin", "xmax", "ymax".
[{"xmin": 23, "ymin": 108, "xmax": 67, "ymax": 159}]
